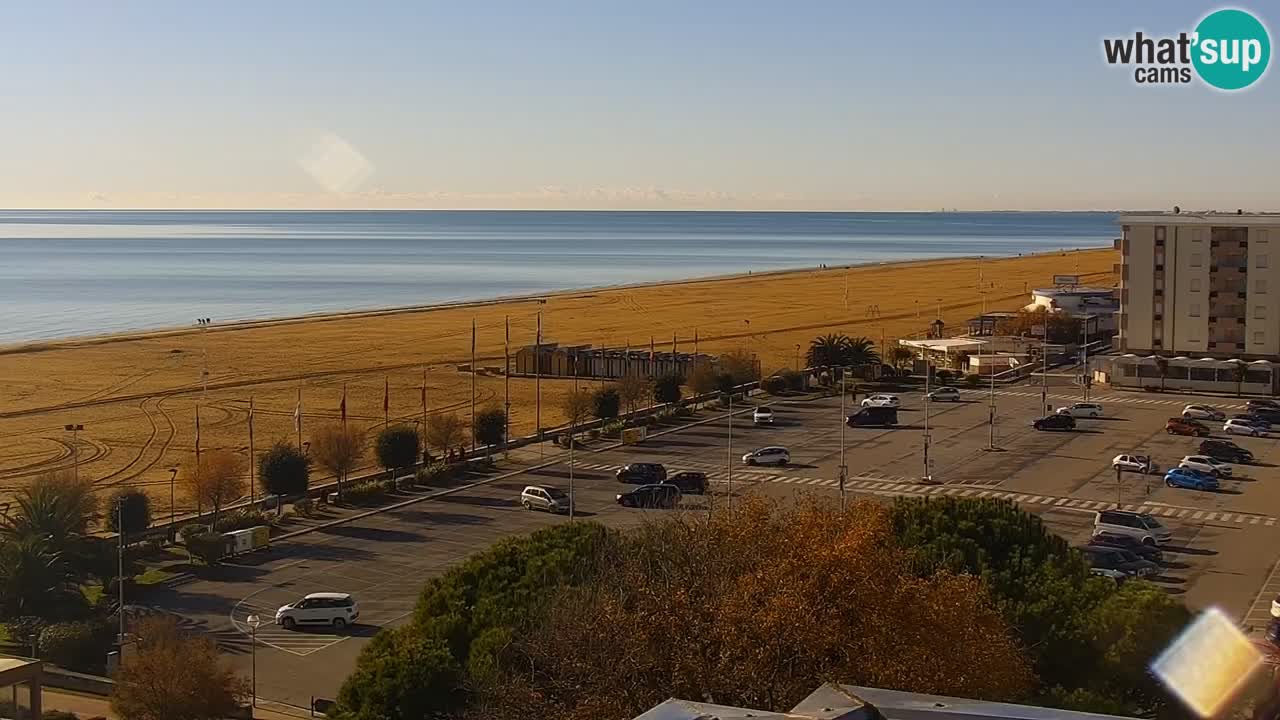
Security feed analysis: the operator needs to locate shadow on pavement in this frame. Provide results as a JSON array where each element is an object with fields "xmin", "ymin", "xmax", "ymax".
[
  {"xmin": 1165, "ymin": 544, "xmax": 1218, "ymax": 556},
  {"xmin": 394, "ymin": 509, "xmax": 494, "ymax": 526},
  {"xmin": 317, "ymin": 525, "xmax": 427, "ymax": 542},
  {"xmin": 436, "ymin": 493, "xmax": 519, "ymax": 508}
]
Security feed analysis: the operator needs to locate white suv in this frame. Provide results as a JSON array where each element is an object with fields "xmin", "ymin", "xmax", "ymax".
[
  {"xmin": 275, "ymin": 592, "xmax": 359, "ymax": 631},
  {"xmin": 521, "ymin": 485, "xmax": 572, "ymax": 513},
  {"xmin": 861, "ymin": 394, "xmax": 900, "ymax": 408},
  {"xmin": 1056, "ymin": 402, "xmax": 1103, "ymax": 418},
  {"xmin": 1179, "ymin": 455, "xmax": 1233, "ymax": 477},
  {"xmin": 752, "ymin": 407, "xmax": 775, "ymax": 425},
  {"xmin": 742, "ymin": 446, "xmax": 790, "ymax": 466},
  {"xmin": 1093, "ymin": 510, "xmax": 1173, "ymax": 547}
]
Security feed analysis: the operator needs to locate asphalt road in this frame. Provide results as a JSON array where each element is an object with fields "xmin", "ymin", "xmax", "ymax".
[{"xmin": 140, "ymin": 383, "xmax": 1280, "ymax": 710}]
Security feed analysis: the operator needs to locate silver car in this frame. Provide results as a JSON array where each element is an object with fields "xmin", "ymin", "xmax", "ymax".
[{"xmin": 521, "ymin": 485, "xmax": 572, "ymax": 513}]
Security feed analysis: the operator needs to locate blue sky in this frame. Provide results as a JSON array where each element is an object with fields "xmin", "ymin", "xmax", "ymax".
[{"xmin": 1, "ymin": 1, "xmax": 1276, "ymax": 210}]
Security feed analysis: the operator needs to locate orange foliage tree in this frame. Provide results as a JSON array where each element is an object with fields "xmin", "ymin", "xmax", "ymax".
[
  {"xmin": 480, "ymin": 497, "xmax": 1035, "ymax": 720},
  {"xmin": 185, "ymin": 449, "xmax": 246, "ymax": 526}
]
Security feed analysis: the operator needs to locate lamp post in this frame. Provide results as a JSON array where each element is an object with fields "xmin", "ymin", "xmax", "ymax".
[
  {"xmin": 838, "ymin": 372, "xmax": 848, "ymax": 511},
  {"xmin": 168, "ymin": 467, "xmax": 178, "ymax": 536},
  {"xmin": 795, "ymin": 344, "xmax": 801, "ymax": 372},
  {"xmin": 64, "ymin": 424, "xmax": 84, "ymax": 481},
  {"xmin": 923, "ymin": 359, "xmax": 932, "ymax": 482},
  {"xmin": 116, "ymin": 496, "xmax": 126, "ymax": 643},
  {"xmin": 726, "ymin": 392, "xmax": 734, "ymax": 511},
  {"xmin": 247, "ymin": 614, "xmax": 261, "ymax": 707}
]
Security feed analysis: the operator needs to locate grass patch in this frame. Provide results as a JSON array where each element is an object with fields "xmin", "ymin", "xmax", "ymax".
[
  {"xmin": 135, "ymin": 567, "xmax": 175, "ymax": 585},
  {"xmin": 81, "ymin": 583, "xmax": 104, "ymax": 605}
]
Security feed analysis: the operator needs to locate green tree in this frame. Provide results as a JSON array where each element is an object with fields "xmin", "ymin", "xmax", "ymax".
[
  {"xmin": 105, "ymin": 488, "xmax": 152, "ymax": 535},
  {"xmin": 335, "ymin": 627, "xmax": 463, "ymax": 720},
  {"xmin": 258, "ymin": 441, "xmax": 310, "ymax": 500},
  {"xmin": 376, "ymin": 424, "xmax": 421, "ymax": 478},
  {"xmin": 473, "ymin": 407, "xmax": 507, "ymax": 456},
  {"xmin": 889, "ymin": 346, "xmax": 915, "ymax": 373},
  {"xmin": 0, "ymin": 535, "xmax": 81, "ymax": 619},
  {"xmin": 807, "ymin": 333, "xmax": 850, "ymax": 369},
  {"xmin": 652, "ymin": 374, "xmax": 683, "ymax": 408},
  {"xmin": 592, "ymin": 387, "xmax": 621, "ymax": 421}
]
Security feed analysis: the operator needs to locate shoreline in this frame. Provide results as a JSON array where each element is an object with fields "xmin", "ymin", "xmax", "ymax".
[{"xmin": 0, "ymin": 246, "xmax": 1110, "ymax": 356}]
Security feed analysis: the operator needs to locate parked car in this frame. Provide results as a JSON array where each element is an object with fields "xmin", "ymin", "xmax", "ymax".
[
  {"xmin": 1112, "ymin": 454, "xmax": 1155, "ymax": 474},
  {"xmin": 1183, "ymin": 404, "xmax": 1225, "ymax": 421},
  {"xmin": 742, "ymin": 446, "xmax": 790, "ymax": 466},
  {"xmin": 1224, "ymin": 418, "xmax": 1269, "ymax": 437},
  {"xmin": 861, "ymin": 393, "xmax": 901, "ymax": 408},
  {"xmin": 616, "ymin": 462, "xmax": 668, "ymax": 484},
  {"xmin": 1247, "ymin": 399, "xmax": 1280, "ymax": 413},
  {"xmin": 616, "ymin": 483, "xmax": 681, "ymax": 509},
  {"xmin": 1094, "ymin": 509, "xmax": 1173, "ymax": 546},
  {"xmin": 846, "ymin": 406, "xmax": 899, "ymax": 427},
  {"xmin": 1230, "ymin": 413, "xmax": 1272, "ymax": 430},
  {"xmin": 1088, "ymin": 531, "xmax": 1164, "ymax": 563},
  {"xmin": 1164, "ymin": 467, "xmax": 1220, "ymax": 491},
  {"xmin": 927, "ymin": 387, "xmax": 960, "ymax": 402},
  {"xmin": 1178, "ymin": 455, "xmax": 1233, "ymax": 477},
  {"xmin": 520, "ymin": 485, "xmax": 572, "ymax": 514},
  {"xmin": 1082, "ymin": 546, "xmax": 1159, "ymax": 581},
  {"xmin": 1249, "ymin": 407, "xmax": 1280, "ymax": 424},
  {"xmin": 1033, "ymin": 414, "xmax": 1075, "ymax": 431},
  {"xmin": 275, "ymin": 592, "xmax": 360, "ymax": 631},
  {"xmin": 752, "ymin": 407, "xmax": 775, "ymax": 425},
  {"xmin": 664, "ymin": 470, "xmax": 708, "ymax": 495},
  {"xmin": 1199, "ymin": 439, "xmax": 1254, "ymax": 464},
  {"xmin": 1165, "ymin": 417, "xmax": 1210, "ymax": 437},
  {"xmin": 1056, "ymin": 402, "xmax": 1104, "ymax": 418}
]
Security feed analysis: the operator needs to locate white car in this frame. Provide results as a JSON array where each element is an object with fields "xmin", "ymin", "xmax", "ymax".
[
  {"xmin": 927, "ymin": 387, "xmax": 960, "ymax": 402},
  {"xmin": 1183, "ymin": 404, "xmax": 1225, "ymax": 421},
  {"xmin": 752, "ymin": 407, "xmax": 774, "ymax": 425},
  {"xmin": 1112, "ymin": 454, "xmax": 1155, "ymax": 474},
  {"xmin": 861, "ymin": 394, "xmax": 900, "ymax": 408},
  {"xmin": 1224, "ymin": 418, "xmax": 1268, "ymax": 437},
  {"xmin": 1056, "ymin": 402, "xmax": 1104, "ymax": 418},
  {"xmin": 275, "ymin": 592, "xmax": 359, "ymax": 631},
  {"xmin": 521, "ymin": 485, "xmax": 572, "ymax": 514},
  {"xmin": 1179, "ymin": 455, "xmax": 1233, "ymax": 477},
  {"xmin": 1094, "ymin": 509, "xmax": 1173, "ymax": 547},
  {"xmin": 742, "ymin": 446, "xmax": 790, "ymax": 466}
]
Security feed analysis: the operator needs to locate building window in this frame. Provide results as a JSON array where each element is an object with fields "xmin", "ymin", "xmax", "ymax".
[
  {"xmin": 1155, "ymin": 301, "xmax": 1164, "ymax": 314},
  {"xmin": 1153, "ymin": 325, "xmax": 1163, "ymax": 340},
  {"xmin": 1190, "ymin": 278, "xmax": 1201, "ymax": 292},
  {"xmin": 1258, "ymin": 230, "xmax": 1269, "ymax": 243},
  {"xmin": 1259, "ymin": 254, "xmax": 1270, "ymax": 269},
  {"xmin": 1155, "ymin": 277, "xmax": 1164, "ymax": 290},
  {"xmin": 1193, "ymin": 229, "xmax": 1204, "ymax": 242},
  {"xmin": 1155, "ymin": 226, "xmax": 1167, "ymax": 242},
  {"xmin": 1259, "ymin": 279, "xmax": 1268, "ymax": 294},
  {"xmin": 1256, "ymin": 306, "xmax": 1267, "ymax": 319},
  {"xmin": 1191, "ymin": 252, "xmax": 1203, "ymax": 267},
  {"xmin": 1190, "ymin": 303, "xmax": 1201, "ymax": 317},
  {"xmin": 1255, "ymin": 331, "xmax": 1266, "ymax": 345}
]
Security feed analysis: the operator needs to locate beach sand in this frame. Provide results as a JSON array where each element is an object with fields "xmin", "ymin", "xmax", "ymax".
[{"xmin": 0, "ymin": 248, "xmax": 1115, "ymax": 505}]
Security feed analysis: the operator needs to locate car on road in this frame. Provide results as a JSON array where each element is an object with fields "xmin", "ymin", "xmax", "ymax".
[
  {"xmin": 927, "ymin": 387, "xmax": 960, "ymax": 402},
  {"xmin": 1112, "ymin": 454, "xmax": 1156, "ymax": 474},
  {"xmin": 861, "ymin": 393, "xmax": 901, "ymax": 408},
  {"xmin": 1272, "ymin": 593, "xmax": 1280, "ymax": 619},
  {"xmin": 275, "ymin": 592, "xmax": 360, "ymax": 631},
  {"xmin": 1248, "ymin": 407, "xmax": 1280, "ymax": 424},
  {"xmin": 663, "ymin": 470, "xmax": 708, "ymax": 495},
  {"xmin": 1248, "ymin": 399, "xmax": 1280, "ymax": 413},
  {"xmin": 1165, "ymin": 417, "xmax": 1210, "ymax": 436},
  {"xmin": 742, "ymin": 446, "xmax": 790, "ymax": 466},
  {"xmin": 1178, "ymin": 455, "xmax": 1233, "ymax": 477},
  {"xmin": 1088, "ymin": 531, "xmax": 1164, "ymax": 563},
  {"xmin": 1199, "ymin": 439, "xmax": 1254, "ymax": 464},
  {"xmin": 1183, "ymin": 404, "xmax": 1225, "ymax": 421},
  {"xmin": 1082, "ymin": 546, "xmax": 1159, "ymax": 581},
  {"xmin": 616, "ymin": 483, "xmax": 681, "ymax": 509},
  {"xmin": 520, "ymin": 485, "xmax": 572, "ymax": 514},
  {"xmin": 846, "ymin": 406, "xmax": 898, "ymax": 427},
  {"xmin": 1056, "ymin": 402, "xmax": 1104, "ymax": 418},
  {"xmin": 1230, "ymin": 413, "xmax": 1272, "ymax": 430},
  {"xmin": 616, "ymin": 462, "xmax": 668, "ymax": 484},
  {"xmin": 752, "ymin": 406, "xmax": 775, "ymax": 425},
  {"xmin": 1033, "ymin": 414, "xmax": 1075, "ymax": 431},
  {"xmin": 1094, "ymin": 509, "xmax": 1173, "ymax": 546},
  {"xmin": 1164, "ymin": 467, "xmax": 1220, "ymax": 491},
  {"xmin": 1224, "ymin": 418, "xmax": 1269, "ymax": 437}
]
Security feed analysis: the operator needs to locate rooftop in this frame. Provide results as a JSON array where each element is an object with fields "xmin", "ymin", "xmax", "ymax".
[
  {"xmin": 900, "ymin": 338, "xmax": 989, "ymax": 351},
  {"xmin": 1120, "ymin": 211, "xmax": 1280, "ymax": 226},
  {"xmin": 1031, "ymin": 287, "xmax": 1115, "ymax": 296}
]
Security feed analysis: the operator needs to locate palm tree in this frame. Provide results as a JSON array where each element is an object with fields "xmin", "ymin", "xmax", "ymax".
[
  {"xmin": 843, "ymin": 336, "xmax": 881, "ymax": 368},
  {"xmin": 1154, "ymin": 356, "xmax": 1170, "ymax": 392},
  {"xmin": 806, "ymin": 334, "xmax": 851, "ymax": 369},
  {"xmin": 0, "ymin": 535, "xmax": 78, "ymax": 617},
  {"xmin": 1229, "ymin": 362, "xmax": 1246, "ymax": 397},
  {"xmin": 1, "ymin": 472, "xmax": 98, "ymax": 551}
]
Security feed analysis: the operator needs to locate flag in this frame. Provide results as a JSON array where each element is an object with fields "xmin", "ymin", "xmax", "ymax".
[
  {"xmin": 649, "ymin": 336, "xmax": 655, "ymax": 362},
  {"xmin": 248, "ymin": 396, "xmax": 254, "ymax": 425},
  {"xmin": 293, "ymin": 391, "xmax": 302, "ymax": 433},
  {"xmin": 383, "ymin": 377, "xmax": 389, "ymax": 414},
  {"xmin": 340, "ymin": 384, "xmax": 347, "ymax": 422},
  {"xmin": 195, "ymin": 403, "xmax": 201, "ymax": 449},
  {"xmin": 672, "ymin": 332, "xmax": 677, "ymax": 354}
]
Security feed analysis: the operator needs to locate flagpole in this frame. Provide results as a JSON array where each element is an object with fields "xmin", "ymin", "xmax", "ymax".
[
  {"xmin": 194, "ymin": 403, "xmax": 202, "ymax": 518},
  {"xmin": 421, "ymin": 365, "xmax": 429, "ymax": 450},
  {"xmin": 536, "ymin": 308, "xmax": 543, "ymax": 459},
  {"xmin": 341, "ymin": 383, "xmax": 347, "ymax": 429},
  {"xmin": 383, "ymin": 376, "xmax": 389, "ymax": 429},
  {"xmin": 471, "ymin": 318, "xmax": 477, "ymax": 454},
  {"xmin": 248, "ymin": 396, "xmax": 256, "ymax": 504},
  {"xmin": 504, "ymin": 316, "xmax": 511, "ymax": 458},
  {"xmin": 295, "ymin": 385, "xmax": 303, "ymax": 450}
]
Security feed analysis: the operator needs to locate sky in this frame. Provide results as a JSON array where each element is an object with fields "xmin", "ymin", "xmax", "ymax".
[{"xmin": 1, "ymin": 1, "xmax": 1277, "ymax": 211}]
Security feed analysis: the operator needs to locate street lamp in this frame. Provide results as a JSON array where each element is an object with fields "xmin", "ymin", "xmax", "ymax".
[
  {"xmin": 246, "ymin": 614, "xmax": 261, "ymax": 707},
  {"xmin": 794, "ymin": 344, "xmax": 801, "ymax": 372},
  {"xmin": 168, "ymin": 467, "xmax": 178, "ymax": 536},
  {"xmin": 64, "ymin": 424, "xmax": 84, "ymax": 481}
]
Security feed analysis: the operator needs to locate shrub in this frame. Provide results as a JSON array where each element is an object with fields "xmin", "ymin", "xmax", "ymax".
[
  {"xmin": 671, "ymin": 405, "xmax": 693, "ymax": 418},
  {"xmin": 212, "ymin": 509, "xmax": 275, "ymax": 533},
  {"xmin": 762, "ymin": 375, "xmax": 788, "ymax": 395},
  {"xmin": 178, "ymin": 524, "xmax": 210, "ymax": 545},
  {"xmin": 42, "ymin": 712, "xmax": 81, "ymax": 720},
  {"xmin": 416, "ymin": 464, "xmax": 455, "ymax": 487},
  {"xmin": 293, "ymin": 497, "xmax": 315, "ymax": 518},
  {"xmin": 377, "ymin": 425, "xmax": 422, "ymax": 474},
  {"xmin": 186, "ymin": 533, "xmax": 228, "ymax": 565},
  {"xmin": 7, "ymin": 616, "xmax": 47, "ymax": 653},
  {"xmin": 592, "ymin": 387, "xmax": 621, "ymax": 421},
  {"xmin": 105, "ymin": 488, "xmax": 152, "ymax": 535},
  {"xmin": 601, "ymin": 420, "xmax": 627, "ymax": 438},
  {"xmin": 965, "ymin": 373, "xmax": 983, "ymax": 387},
  {"xmin": 38, "ymin": 619, "xmax": 114, "ymax": 673},
  {"xmin": 343, "ymin": 480, "xmax": 388, "ymax": 506},
  {"xmin": 258, "ymin": 441, "xmax": 310, "ymax": 498}
]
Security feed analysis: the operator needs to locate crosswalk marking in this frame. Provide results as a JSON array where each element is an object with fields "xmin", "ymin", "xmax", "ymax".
[{"xmin": 969, "ymin": 389, "xmax": 1246, "ymax": 410}]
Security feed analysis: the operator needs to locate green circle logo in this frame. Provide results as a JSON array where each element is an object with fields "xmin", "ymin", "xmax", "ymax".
[{"xmin": 1192, "ymin": 8, "xmax": 1271, "ymax": 90}]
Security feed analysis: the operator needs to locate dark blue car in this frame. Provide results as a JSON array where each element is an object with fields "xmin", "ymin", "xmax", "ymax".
[{"xmin": 1164, "ymin": 467, "xmax": 1219, "ymax": 491}]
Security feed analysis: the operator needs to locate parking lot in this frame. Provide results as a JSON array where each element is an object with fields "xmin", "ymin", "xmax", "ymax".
[{"xmin": 139, "ymin": 383, "xmax": 1280, "ymax": 709}]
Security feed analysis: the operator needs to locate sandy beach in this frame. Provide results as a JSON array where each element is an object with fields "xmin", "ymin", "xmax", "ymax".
[{"xmin": 0, "ymin": 248, "xmax": 1115, "ymax": 505}]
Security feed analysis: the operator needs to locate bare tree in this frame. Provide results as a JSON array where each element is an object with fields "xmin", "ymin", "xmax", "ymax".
[
  {"xmin": 425, "ymin": 412, "xmax": 467, "ymax": 458},
  {"xmin": 561, "ymin": 388, "xmax": 595, "ymax": 438},
  {"xmin": 185, "ymin": 449, "xmax": 246, "ymax": 526},
  {"xmin": 617, "ymin": 374, "xmax": 651, "ymax": 419},
  {"xmin": 111, "ymin": 615, "xmax": 250, "ymax": 720},
  {"xmin": 311, "ymin": 423, "xmax": 365, "ymax": 502}
]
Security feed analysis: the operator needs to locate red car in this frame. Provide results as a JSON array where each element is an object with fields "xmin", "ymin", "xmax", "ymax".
[{"xmin": 1166, "ymin": 417, "xmax": 1209, "ymax": 437}]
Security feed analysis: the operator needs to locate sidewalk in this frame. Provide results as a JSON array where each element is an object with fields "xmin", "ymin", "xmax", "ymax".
[{"xmin": 43, "ymin": 688, "xmax": 303, "ymax": 719}]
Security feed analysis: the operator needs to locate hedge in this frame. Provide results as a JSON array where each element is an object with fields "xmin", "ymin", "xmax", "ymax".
[
  {"xmin": 38, "ymin": 620, "xmax": 114, "ymax": 673},
  {"xmin": 186, "ymin": 533, "xmax": 228, "ymax": 565},
  {"xmin": 343, "ymin": 480, "xmax": 388, "ymax": 506}
]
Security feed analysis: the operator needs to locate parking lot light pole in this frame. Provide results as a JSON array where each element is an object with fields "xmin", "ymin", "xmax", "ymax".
[
  {"xmin": 1115, "ymin": 465, "xmax": 1123, "ymax": 508},
  {"xmin": 247, "ymin": 614, "xmax": 261, "ymax": 707},
  {"xmin": 64, "ymin": 424, "xmax": 84, "ymax": 481},
  {"xmin": 839, "ymin": 372, "xmax": 847, "ymax": 511},
  {"xmin": 726, "ymin": 391, "xmax": 734, "ymax": 511},
  {"xmin": 923, "ymin": 361, "xmax": 932, "ymax": 482}
]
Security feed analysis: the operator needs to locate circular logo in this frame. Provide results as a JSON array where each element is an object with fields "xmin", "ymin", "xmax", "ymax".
[{"xmin": 1192, "ymin": 8, "xmax": 1271, "ymax": 91}]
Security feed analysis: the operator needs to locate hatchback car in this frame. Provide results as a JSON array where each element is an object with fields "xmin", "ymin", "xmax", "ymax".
[
  {"xmin": 1199, "ymin": 439, "xmax": 1254, "ymax": 464},
  {"xmin": 615, "ymin": 462, "xmax": 668, "ymax": 484},
  {"xmin": 752, "ymin": 407, "xmax": 775, "ymax": 425},
  {"xmin": 275, "ymin": 592, "xmax": 360, "ymax": 631},
  {"xmin": 742, "ymin": 446, "xmax": 790, "ymax": 466},
  {"xmin": 1165, "ymin": 417, "xmax": 1210, "ymax": 437},
  {"xmin": 1033, "ymin": 414, "xmax": 1075, "ymax": 431},
  {"xmin": 927, "ymin": 387, "xmax": 960, "ymax": 402},
  {"xmin": 1179, "ymin": 455, "xmax": 1233, "ymax": 477},
  {"xmin": 664, "ymin": 470, "xmax": 708, "ymax": 495},
  {"xmin": 1164, "ymin": 467, "xmax": 1220, "ymax": 491},
  {"xmin": 1248, "ymin": 399, "xmax": 1280, "ymax": 413},
  {"xmin": 1056, "ymin": 402, "xmax": 1104, "ymax": 418},
  {"xmin": 1088, "ymin": 531, "xmax": 1164, "ymax": 563},
  {"xmin": 1082, "ymin": 546, "xmax": 1159, "ymax": 581},
  {"xmin": 1112, "ymin": 454, "xmax": 1155, "ymax": 474},
  {"xmin": 846, "ymin": 407, "xmax": 899, "ymax": 428},
  {"xmin": 1094, "ymin": 509, "xmax": 1173, "ymax": 546},
  {"xmin": 1231, "ymin": 413, "xmax": 1273, "ymax": 430},
  {"xmin": 1224, "ymin": 418, "xmax": 1269, "ymax": 437},
  {"xmin": 520, "ymin": 485, "xmax": 572, "ymax": 514},
  {"xmin": 1249, "ymin": 407, "xmax": 1280, "ymax": 424},
  {"xmin": 1183, "ymin": 404, "xmax": 1225, "ymax": 421},
  {"xmin": 616, "ymin": 484, "xmax": 681, "ymax": 509},
  {"xmin": 861, "ymin": 394, "xmax": 900, "ymax": 408}
]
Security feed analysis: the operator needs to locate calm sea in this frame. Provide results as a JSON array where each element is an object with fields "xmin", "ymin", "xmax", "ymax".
[{"xmin": 0, "ymin": 210, "xmax": 1118, "ymax": 343}]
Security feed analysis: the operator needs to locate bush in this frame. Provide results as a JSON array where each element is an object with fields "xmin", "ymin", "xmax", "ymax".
[
  {"xmin": 212, "ymin": 510, "xmax": 275, "ymax": 533},
  {"xmin": 762, "ymin": 375, "xmax": 788, "ymax": 395},
  {"xmin": 343, "ymin": 480, "xmax": 388, "ymax": 506},
  {"xmin": 178, "ymin": 524, "xmax": 211, "ymax": 545},
  {"xmin": 7, "ymin": 616, "xmax": 47, "ymax": 653},
  {"xmin": 592, "ymin": 387, "xmax": 621, "ymax": 421},
  {"xmin": 259, "ymin": 441, "xmax": 310, "ymax": 498},
  {"xmin": 42, "ymin": 712, "xmax": 81, "ymax": 720},
  {"xmin": 105, "ymin": 488, "xmax": 152, "ymax": 535},
  {"xmin": 38, "ymin": 619, "xmax": 114, "ymax": 673},
  {"xmin": 936, "ymin": 369, "xmax": 954, "ymax": 384},
  {"xmin": 377, "ymin": 425, "xmax": 421, "ymax": 474},
  {"xmin": 416, "ymin": 464, "xmax": 455, "ymax": 487},
  {"xmin": 671, "ymin": 405, "xmax": 693, "ymax": 418},
  {"xmin": 293, "ymin": 497, "xmax": 315, "ymax": 518},
  {"xmin": 965, "ymin": 373, "xmax": 983, "ymax": 387},
  {"xmin": 186, "ymin": 533, "xmax": 228, "ymax": 565},
  {"xmin": 601, "ymin": 420, "xmax": 627, "ymax": 438}
]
